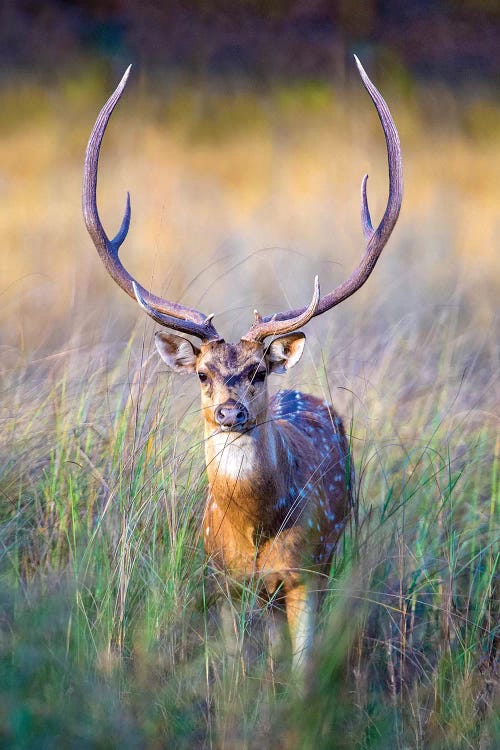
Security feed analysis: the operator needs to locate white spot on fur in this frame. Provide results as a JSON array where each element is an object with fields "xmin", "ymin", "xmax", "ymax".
[{"xmin": 205, "ymin": 526, "xmax": 210, "ymax": 535}]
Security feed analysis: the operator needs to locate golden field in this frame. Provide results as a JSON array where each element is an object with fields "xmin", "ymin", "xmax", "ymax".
[{"xmin": 0, "ymin": 67, "xmax": 498, "ymax": 748}]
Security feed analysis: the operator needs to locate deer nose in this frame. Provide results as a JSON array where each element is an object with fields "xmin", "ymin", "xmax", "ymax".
[{"xmin": 214, "ymin": 401, "xmax": 249, "ymax": 429}]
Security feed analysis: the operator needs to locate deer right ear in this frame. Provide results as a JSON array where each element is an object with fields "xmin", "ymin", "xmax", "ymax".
[
  {"xmin": 154, "ymin": 332, "xmax": 200, "ymax": 373},
  {"xmin": 265, "ymin": 332, "xmax": 306, "ymax": 374}
]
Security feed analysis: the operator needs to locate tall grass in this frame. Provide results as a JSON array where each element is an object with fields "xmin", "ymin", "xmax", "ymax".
[{"xmin": 0, "ymin": 70, "xmax": 498, "ymax": 747}]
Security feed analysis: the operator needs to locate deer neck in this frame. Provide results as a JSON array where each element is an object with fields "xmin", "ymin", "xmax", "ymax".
[{"xmin": 204, "ymin": 420, "xmax": 279, "ymax": 502}]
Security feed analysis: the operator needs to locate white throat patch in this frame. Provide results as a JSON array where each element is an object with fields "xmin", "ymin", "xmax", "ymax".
[{"xmin": 206, "ymin": 431, "xmax": 258, "ymax": 480}]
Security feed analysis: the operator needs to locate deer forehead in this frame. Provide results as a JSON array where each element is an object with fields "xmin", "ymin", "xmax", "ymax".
[{"xmin": 198, "ymin": 340, "xmax": 265, "ymax": 377}]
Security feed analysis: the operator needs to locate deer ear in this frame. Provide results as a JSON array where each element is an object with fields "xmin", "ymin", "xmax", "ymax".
[
  {"xmin": 155, "ymin": 332, "xmax": 200, "ymax": 373},
  {"xmin": 265, "ymin": 332, "xmax": 306, "ymax": 374}
]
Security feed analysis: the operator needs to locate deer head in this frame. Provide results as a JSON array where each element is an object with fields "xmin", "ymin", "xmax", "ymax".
[
  {"xmin": 82, "ymin": 58, "xmax": 402, "ymax": 430},
  {"xmin": 154, "ymin": 333, "xmax": 306, "ymax": 433}
]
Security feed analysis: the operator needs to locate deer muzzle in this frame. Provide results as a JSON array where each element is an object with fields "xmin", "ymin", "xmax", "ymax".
[{"xmin": 214, "ymin": 400, "xmax": 250, "ymax": 430}]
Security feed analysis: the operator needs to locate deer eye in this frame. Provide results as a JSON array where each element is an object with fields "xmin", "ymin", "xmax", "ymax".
[
  {"xmin": 198, "ymin": 371, "xmax": 208, "ymax": 383},
  {"xmin": 251, "ymin": 369, "xmax": 266, "ymax": 384}
]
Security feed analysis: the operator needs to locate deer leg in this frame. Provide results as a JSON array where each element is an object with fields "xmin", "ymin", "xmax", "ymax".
[
  {"xmin": 285, "ymin": 583, "xmax": 316, "ymax": 671},
  {"xmin": 219, "ymin": 598, "xmax": 242, "ymax": 669},
  {"xmin": 267, "ymin": 605, "xmax": 285, "ymax": 655}
]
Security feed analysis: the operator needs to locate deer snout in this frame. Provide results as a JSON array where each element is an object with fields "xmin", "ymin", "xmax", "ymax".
[{"xmin": 214, "ymin": 400, "xmax": 249, "ymax": 430}]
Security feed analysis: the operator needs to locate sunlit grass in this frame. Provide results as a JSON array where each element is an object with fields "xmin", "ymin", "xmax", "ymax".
[{"xmin": 0, "ymin": 70, "xmax": 498, "ymax": 747}]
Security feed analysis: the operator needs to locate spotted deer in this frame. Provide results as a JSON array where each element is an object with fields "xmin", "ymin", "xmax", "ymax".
[{"xmin": 82, "ymin": 58, "xmax": 402, "ymax": 668}]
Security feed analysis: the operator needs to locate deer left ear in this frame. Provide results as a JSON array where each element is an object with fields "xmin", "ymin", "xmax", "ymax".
[
  {"xmin": 265, "ymin": 332, "xmax": 306, "ymax": 374},
  {"xmin": 154, "ymin": 332, "xmax": 200, "ymax": 373}
]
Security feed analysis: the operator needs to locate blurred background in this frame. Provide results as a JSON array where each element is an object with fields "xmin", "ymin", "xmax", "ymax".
[
  {"xmin": 1, "ymin": 0, "xmax": 499, "ymax": 360},
  {"xmin": 1, "ymin": 5, "xmax": 499, "ymax": 746}
]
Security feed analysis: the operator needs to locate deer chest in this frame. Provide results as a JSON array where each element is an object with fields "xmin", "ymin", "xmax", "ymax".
[{"xmin": 202, "ymin": 492, "xmax": 308, "ymax": 591}]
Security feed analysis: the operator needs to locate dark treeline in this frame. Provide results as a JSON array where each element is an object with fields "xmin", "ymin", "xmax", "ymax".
[{"xmin": 2, "ymin": 0, "xmax": 500, "ymax": 86}]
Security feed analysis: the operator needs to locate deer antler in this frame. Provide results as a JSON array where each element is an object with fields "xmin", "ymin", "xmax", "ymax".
[
  {"xmin": 241, "ymin": 276, "xmax": 320, "ymax": 341},
  {"xmin": 84, "ymin": 58, "xmax": 401, "ymax": 345},
  {"xmin": 240, "ymin": 55, "xmax": 403, "ymax": 343},
  {"xmin": 82, "ymin": 66, "xmax": 222, "ymax": 342}
]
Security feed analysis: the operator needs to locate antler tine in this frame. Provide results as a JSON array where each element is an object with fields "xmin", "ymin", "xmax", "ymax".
[
  {"xmin": 133, "ymin": 283, "xmax": 219, "ymax": 338},
  {"xmin": 242, "ymin": 276, "xmax": 320, "ymax": 342},
  {"xmin": 244, "ymin": 56, "xmax": 402, "ymax": 336},
  {"xmin": 82, "ymin": 66, "xmax": 221, "ymax": 342}
]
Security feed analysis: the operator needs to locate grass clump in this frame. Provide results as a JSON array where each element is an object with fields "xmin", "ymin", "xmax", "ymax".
[{"xmin": 1, "ymin": 310, "xmax": 498, "ymax": 748}]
